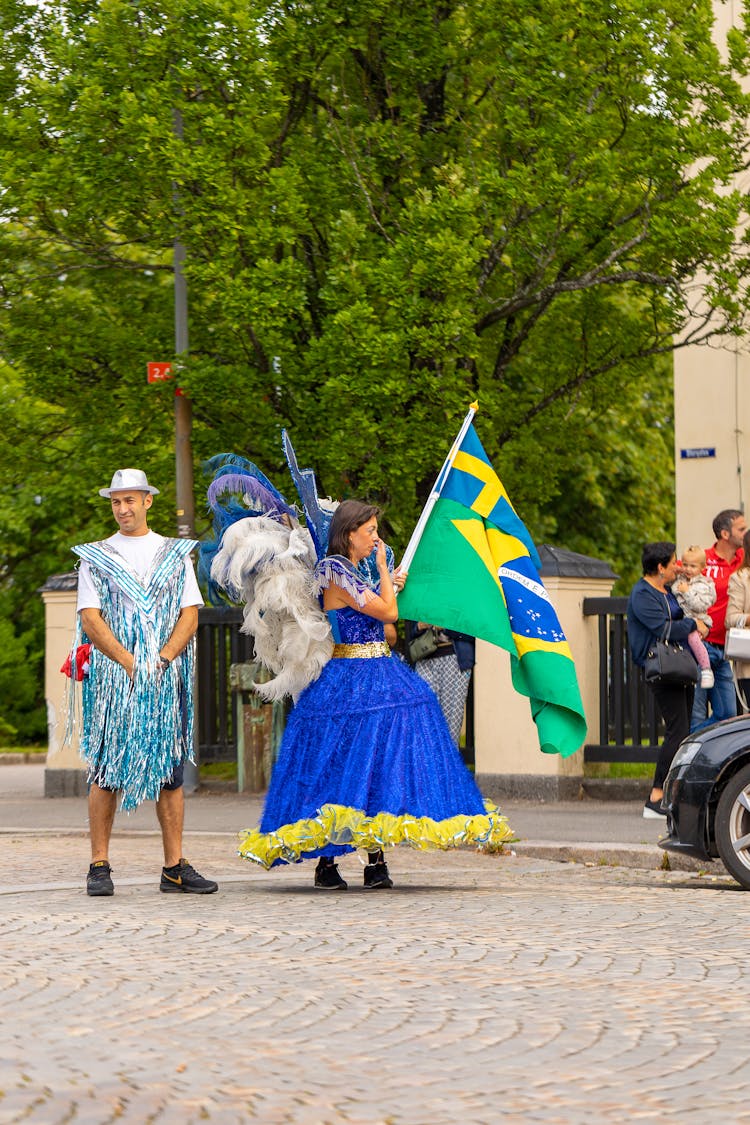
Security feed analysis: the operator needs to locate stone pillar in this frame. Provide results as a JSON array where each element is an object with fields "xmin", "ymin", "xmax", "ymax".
[
  {"xmin": 230, "ymin": 662, "xmax": 275, "ymax": 793},
  {"xmin": 40, "ymin": 573, "xmax": 87, "ymax": 797},
  {"xmin": 473, "ymin": 546, "xmax": 617, "ymax": 801}
]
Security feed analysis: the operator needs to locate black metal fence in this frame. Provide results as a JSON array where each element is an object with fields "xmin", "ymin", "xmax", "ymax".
[
  {"xmin": 196, "ymin": 607, "xmax": 254, "ymax": 763},
  {"xmin": 197, "ymin": 601, "xmax": 644, "ymax": 767},
  {"xmin": 195, "ymin": 610, "xmax": 477, "ymax": 767},
  {"xmin": 582, "ymin": 596, "xmax": 663, "ymax": 764}
]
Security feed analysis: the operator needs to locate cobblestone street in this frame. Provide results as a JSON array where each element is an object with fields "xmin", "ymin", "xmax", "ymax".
[{"xmin": 1, "ymin": 825, "xmax": 748, "ymax": 1125}]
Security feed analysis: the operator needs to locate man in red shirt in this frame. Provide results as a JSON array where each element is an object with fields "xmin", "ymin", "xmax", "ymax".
[{"xmin": 691, "ymin": 508, "xmax": 747, "ymax": 731}]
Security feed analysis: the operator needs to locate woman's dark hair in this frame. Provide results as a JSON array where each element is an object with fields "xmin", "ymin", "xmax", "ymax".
[
  {"xmin": 327, "ymin": 500, "xmax": 380, "ymax": 558},
  {"xmin": 740, "ymin": 529, "xmax": 750, "ymax": 572},
  {"xmin": 641, "ymin": 541, "xmax": 676, "ymax": 576}
]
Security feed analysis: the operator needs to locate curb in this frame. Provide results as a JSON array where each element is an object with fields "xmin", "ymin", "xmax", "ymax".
[
  {"xmin": 581, "ymin": 778, "xmax": 651, "ymax": 801},
  {"xmin": 0, "ymin": 753, "xmax": 47, "ymax": 765},
  {"xmin": 514, "ymin": 839, "xmax": 715, "ymax": 874}
]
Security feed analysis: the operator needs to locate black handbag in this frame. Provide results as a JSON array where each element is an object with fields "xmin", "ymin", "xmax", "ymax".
[{"xmin": 644, "ymin": 620, "xmax": 699, "ymax": 687}]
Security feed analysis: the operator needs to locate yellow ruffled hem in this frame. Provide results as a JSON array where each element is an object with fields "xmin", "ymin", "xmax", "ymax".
[{"xmin": 237, "ymin": 801, "xmax": 515, "ymax": 869}]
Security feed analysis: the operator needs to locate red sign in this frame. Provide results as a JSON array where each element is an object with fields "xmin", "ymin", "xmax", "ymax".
[{"xmin": 147, "ymin": 362, "xmax": 173, "ymax": 384}]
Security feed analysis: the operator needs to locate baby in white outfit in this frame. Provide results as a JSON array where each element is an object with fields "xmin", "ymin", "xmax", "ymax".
[{"xmin": 672, "ymin": 546, "xmax": 716, "ymax": 689}]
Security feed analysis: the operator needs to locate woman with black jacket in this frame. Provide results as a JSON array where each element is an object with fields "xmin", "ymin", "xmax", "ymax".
[{"xmin": 627, "ymin": 541, "xmax": 707, "ymax": 820}]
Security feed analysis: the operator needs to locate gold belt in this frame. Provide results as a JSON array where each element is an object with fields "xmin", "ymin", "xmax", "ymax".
[{"xmin": 332, "ymin": 642, "xmax": 390, "ymax": 659}]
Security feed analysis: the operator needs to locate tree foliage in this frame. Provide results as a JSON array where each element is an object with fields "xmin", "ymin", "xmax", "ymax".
[{"xmin": 1, "ymin": 0, "xmax": 749, "ymax": 733}]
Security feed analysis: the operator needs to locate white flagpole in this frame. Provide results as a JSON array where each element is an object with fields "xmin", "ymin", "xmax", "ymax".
[{"xmin": 398, "ymin": 401, "xmax": 478, "ymax": 576}]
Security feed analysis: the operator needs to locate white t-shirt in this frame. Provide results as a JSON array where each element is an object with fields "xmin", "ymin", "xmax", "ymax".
[{"xmin": 76, "ymin": 531, "xmax": 204, "ymax": 612}]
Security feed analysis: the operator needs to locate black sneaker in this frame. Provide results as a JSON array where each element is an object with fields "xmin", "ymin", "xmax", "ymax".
[
  {"xmin": 643, "ymin": 799, "xmax": 667, "ymax": 819},
  {"xmin": 87, "ymin": 860, "xmax": 114, "ymax": 897},
  {"xmin": 363, "ymin": 861, "xmax": 394, "ymax": 889},
  {"xmin": 160, "ymin": 859, "xmax": 218, "ymax": 894},
  {"xmin": 314, "ymin": 859, "xmax": 348, "ymax": 890}
]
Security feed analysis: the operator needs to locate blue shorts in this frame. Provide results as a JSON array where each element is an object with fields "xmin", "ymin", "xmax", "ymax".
[{"xmin": 92, "ymin": 758, "xmax": 184, "ymax": 794}]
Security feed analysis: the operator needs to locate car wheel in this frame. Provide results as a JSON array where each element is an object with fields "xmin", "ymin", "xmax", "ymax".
[{"xmin": 715, "ymin": 764, "xmax": 750, "ymax": 889}]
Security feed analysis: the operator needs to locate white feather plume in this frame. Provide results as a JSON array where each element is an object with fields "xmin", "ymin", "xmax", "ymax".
[{"xmin": 210, "ymin": 517, "xmax": 332, "ymax": 701}]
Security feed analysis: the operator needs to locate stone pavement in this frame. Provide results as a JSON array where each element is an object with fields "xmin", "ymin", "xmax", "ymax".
[{"xmin": 2, "ymin": 766, "xmax": 749, "ymax": 1124}]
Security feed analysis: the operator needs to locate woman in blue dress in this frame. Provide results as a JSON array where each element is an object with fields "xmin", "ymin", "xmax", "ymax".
[{"xmin": 239, "ymin": 499, "xmax": 513, "ymax": 889}]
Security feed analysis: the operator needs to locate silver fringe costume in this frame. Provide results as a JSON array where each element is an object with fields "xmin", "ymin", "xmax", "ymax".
[{"xmin": 69, "ymin": 537, "xmax": 198, "ymax": 812}]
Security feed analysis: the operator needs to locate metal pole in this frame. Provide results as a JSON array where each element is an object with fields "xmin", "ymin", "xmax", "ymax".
[
  {"xmin": 172, "ymin": 108, "xmax": 194, "ymax": 541},
  {"xmin": 173, "ymin": 106, "xmax": 198, "ymax": 794},
  {"xmin": 173, "ymin": 238, "xmax": 194, "ymax": 540}
]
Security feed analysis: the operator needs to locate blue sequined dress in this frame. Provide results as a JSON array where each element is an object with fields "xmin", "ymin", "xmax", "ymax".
[{"xmin": 239, "ymin": 566, "xmax": 512, "ymax": 868}]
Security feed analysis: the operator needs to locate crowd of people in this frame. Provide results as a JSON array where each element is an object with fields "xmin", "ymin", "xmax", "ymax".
[{"xmin": 627, "ymin": 509, "xmax": 748, "ymax": 821}]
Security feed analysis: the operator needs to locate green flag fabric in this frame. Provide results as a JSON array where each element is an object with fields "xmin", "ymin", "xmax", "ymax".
[{"xmin": 397, "ymin": 422, "xmax": 587, "ymax": 757}]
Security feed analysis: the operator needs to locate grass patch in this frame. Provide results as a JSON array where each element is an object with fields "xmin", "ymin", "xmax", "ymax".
[
  {"xmin": 584, "ymin": 761, "xmax": 653, "ymax": 779},
  {"xmin": 199, "ymin": 761, "xmax": 238, "ymax": 782},
  {"xmin": 608, "ymin": 763, "xmax": 653, "ymax": 778},
  {"xmin": 0, "ymin": 744, "xmax": 46, "ymax": 755}
]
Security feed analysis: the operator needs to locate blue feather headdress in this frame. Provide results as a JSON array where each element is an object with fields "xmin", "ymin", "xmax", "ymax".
[
  {"xmin": 201, "ymin": 439, "xmax": 393, "ymax": 613},
  {"xmin": 199, "ymin": 453, "xmax": 298, "ymax": 603},
  {"xmin": 282, "ymin": 430, "xmax": 335, "ymax": 562}
]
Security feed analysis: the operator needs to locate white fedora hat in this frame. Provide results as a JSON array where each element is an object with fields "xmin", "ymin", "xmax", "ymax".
[{"xmin": 99, "ymin": 468, "xmax": 160, "ymax": 498}]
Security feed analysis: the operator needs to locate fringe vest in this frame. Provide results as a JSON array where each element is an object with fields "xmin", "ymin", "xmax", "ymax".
[{"xmin": 66, "ymin": 537, "xmax": 198, "ymax": 811}]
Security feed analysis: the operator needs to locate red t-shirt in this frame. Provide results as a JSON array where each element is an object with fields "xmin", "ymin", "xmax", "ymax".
[{"xmin": 704, "ymin": 544, "xmax": 743, "ymax": 645}]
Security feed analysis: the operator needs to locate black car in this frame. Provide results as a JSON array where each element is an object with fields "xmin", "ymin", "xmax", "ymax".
[{"xmin": 660, "ymin": 714, "xmax": 750, "ymax": 888}]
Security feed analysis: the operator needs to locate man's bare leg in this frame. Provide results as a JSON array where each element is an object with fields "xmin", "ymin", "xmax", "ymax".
[
  {"xmin": 156, "ymin": 786, "xmax": 217, "ymax": 894},
  {"xmin": 156, "ymin": 786, "xmax": 184, "ymax": 868},
  {"xmin": 88, "ymin": 783, "xmax": 117, "ymax": 862}
]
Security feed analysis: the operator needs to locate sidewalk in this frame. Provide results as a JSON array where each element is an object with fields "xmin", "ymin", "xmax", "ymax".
[{"xmin": 0, "ymin": 762, "xmax": 712, "ymax": 874}]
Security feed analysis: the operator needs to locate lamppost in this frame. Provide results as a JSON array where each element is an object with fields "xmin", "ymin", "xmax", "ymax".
[
  {"xmin": 173, "ymin": 106, "xmax": 199, "ymax": 794},
  {"xmin": 173, "ymin": 235, "xmax": 194, "ymax": 540},
  {"xmin": 172, "ymin": 107, "xmax": 194, "ymax": 542}
]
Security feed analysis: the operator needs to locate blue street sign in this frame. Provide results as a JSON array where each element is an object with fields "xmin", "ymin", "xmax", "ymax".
[{"xmin": 680, "ymin": 447, "xmax": 716, "ymax": 460}]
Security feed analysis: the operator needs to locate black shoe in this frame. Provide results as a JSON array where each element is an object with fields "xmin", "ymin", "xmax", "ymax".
[
  {"xmin": 363, "ymin": 861, "xmax": 394, "ymax": 889},
  {"xmin": 643, "ymin": 798, "xmax": 667, "ymax": 819},
  {"xmin": 160, "ymin": 859, "xmax": 218, "ymax": 894},
  {"xmin": 314, "ymin": 859, "xmax": 348, "ymax": 890},
  {"xmin": 87, "ymin": 860, "xmax": 114, "ymax": 897}
]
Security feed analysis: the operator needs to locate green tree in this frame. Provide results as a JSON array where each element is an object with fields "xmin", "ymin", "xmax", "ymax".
[{"xmin": 0, "ymin": 0, "xmax": 748, "ymax": 731}]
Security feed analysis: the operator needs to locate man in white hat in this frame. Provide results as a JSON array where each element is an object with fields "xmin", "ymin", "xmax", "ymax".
[{"xmin": 71, "ymin": 468, "xmax": 218, "ymax": 897}]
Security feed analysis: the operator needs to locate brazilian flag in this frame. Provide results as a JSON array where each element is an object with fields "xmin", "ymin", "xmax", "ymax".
[{"xmin": 397, "ymin": 421, "xmax": 587, "ymax": 758}]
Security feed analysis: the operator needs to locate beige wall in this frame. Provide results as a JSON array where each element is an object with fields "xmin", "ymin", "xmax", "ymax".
[
  {"xmin": 674, "ymin": 345, "xmax": 748, "ymax": 550},
  {"xmin": 674, "ymin": 0, "xmax": 750, "ymax": 549},
  {"xmin": 474, "ymin": 574, "xmax": 615, "ymax": 789}
]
